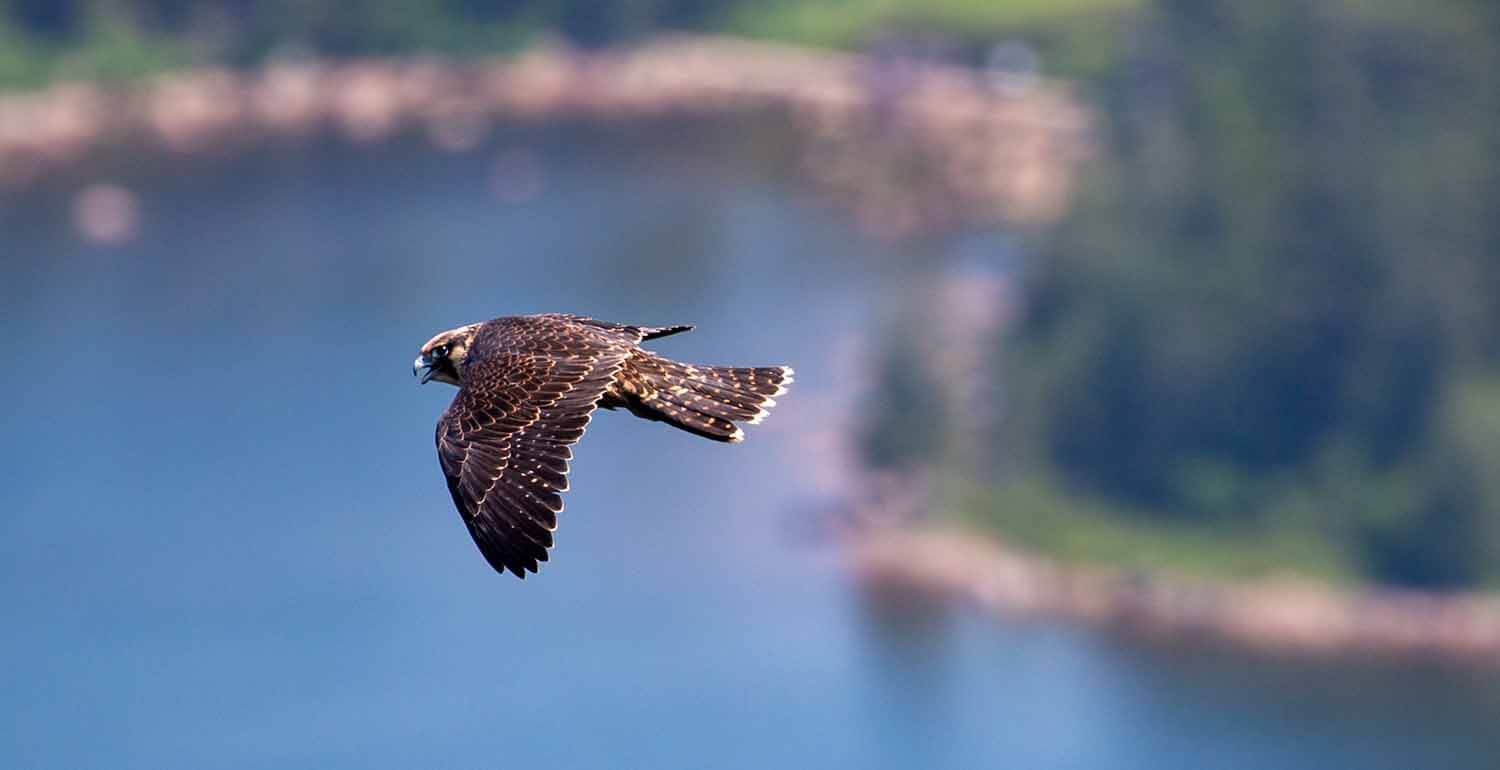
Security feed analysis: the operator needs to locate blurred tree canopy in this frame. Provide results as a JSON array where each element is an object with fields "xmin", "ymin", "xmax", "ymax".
[
  {"xmin": 0, "ymin": 0, "xmax": 729, "ymax": 84},
  {"xmin": 1007, "ymin": 0, "xmax": 1500, "ymax": 588},
  {"xmin": 0, "ymin": 0, "xmax": 1135, "ymax": 87}
]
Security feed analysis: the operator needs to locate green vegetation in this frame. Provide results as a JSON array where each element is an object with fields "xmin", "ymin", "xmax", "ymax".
[
  {"xmin": 0, "ymin": 7, "xmax": 188, "ymax": 88},
  {"xmin": 942, "ymin": 476, "xmax": 1359, "ymax": 583},
  {"xmin": 0, "ymin": 0, "xmax": 1145, "ymax": 89},
  {"xmin": 855, "ymin": 0, "xmax": 1500, "ymax": 591},
  {"xmin": 725, "ymin": 0, "xmax": 1138, "ymax": 75},
  {"xmin": 988, "ymin": 0, "xmax": 1500, "ymax": 590},
  {"xmin": 0, "ymin": 0, "xmax": 694, "ymax": 88}
]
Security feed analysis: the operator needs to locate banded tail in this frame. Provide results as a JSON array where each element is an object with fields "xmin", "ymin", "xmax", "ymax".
[{"xmin": 608, "ymin": 350, "xmax": 794, "ymax": 443}]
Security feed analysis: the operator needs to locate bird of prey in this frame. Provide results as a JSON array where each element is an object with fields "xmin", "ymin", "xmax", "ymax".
[{"xmin": 414, "ymin": 313, "xmax": 793, "ymax": 578}]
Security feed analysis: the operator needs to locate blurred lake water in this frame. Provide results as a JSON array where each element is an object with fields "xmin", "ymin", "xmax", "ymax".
[{"xmin": 2, "ymin": 123, "xmax": 1498, "ymax": 769}]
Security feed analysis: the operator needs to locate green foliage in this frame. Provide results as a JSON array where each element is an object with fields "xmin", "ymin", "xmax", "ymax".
[
  {"xmin": 0, "ymin": 3, "xmax": 191, "ymax": 89},
  {"xmin": 0, "ymin": 0, "xmax": 1146, "ymax": 88},
  {"xmin": 0, "ymin": 0, "xmax": 725, "ymax": 86},
  {"xmin": 729, "ymin": 0, "xmax": 1141, "ymax": 40},
  {"xmin": 725, "ymin": 0, "xmax": 1139, "ymax": 76},
  {"xmin": 861, "ymin": 336, "xmax": 949, "ymax": 470},
  {"xmin": 1005, "ymin": 0, "xmax": 1500, "ymax": 588},
  {"xmin": 65, "ymin": 6, "xmax": 189, "ymax": 82},
  {"xmin": 0, "ymin": 17, "xmax": 47, "ymax": 87},
  {"xmin": 945, "ymin": 475, "xmax": 1359, "ymax": 583}
]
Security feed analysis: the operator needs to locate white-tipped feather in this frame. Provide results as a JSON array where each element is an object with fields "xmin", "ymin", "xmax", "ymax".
[
  {"xmin": 771, "ymin": 366, "xmax": 794, "ymax": 396},
  {"xmin": 738, "ymin": 369, "xmax": 790, "ymax": 428}
]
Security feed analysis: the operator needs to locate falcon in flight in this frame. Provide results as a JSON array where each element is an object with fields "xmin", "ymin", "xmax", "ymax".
[{"xmin": 414, "ymin": 313, "xmax": 792, "ymax": 578}]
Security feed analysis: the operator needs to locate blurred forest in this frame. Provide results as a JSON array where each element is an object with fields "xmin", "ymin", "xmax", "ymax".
[
  {"xmin": 0, "ymin": 0, "xmax": 1131, "ymax": 87},
  {"xmin": 8, "ymin": 0, "xmax": 1500, "ymax": 591},
  {"xmin": 999, "ymin": 0, "xmax": 1500, "ymax": 589}
]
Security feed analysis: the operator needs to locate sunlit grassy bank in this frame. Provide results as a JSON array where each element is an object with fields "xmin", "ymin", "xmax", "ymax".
[
  {"xmin": 941, "ymin": 477, "xmax": 1362, "ymax": 586},
  {"xmin": 727, "ymin": 0, "xmax": 1139, "ymax": 75}
]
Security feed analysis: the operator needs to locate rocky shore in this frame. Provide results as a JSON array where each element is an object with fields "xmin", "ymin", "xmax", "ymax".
[
  {"xmin": 845, "ymin": 528, "xmax": 1500, "ymax": 667},
  {"xmin": 0, "ymin": 36, "xmax": 1091, "ymax": 238}
]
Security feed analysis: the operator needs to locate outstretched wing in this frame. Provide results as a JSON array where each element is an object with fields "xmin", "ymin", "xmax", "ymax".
[{"xmin": 436, "ymin": 319, "xmax": 633, "ymax": 578}]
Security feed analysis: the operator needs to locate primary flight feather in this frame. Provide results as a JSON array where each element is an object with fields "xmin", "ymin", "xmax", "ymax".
[{"xmin": 414, "ymin": 313, "xmax": 793, "ymax": 579}]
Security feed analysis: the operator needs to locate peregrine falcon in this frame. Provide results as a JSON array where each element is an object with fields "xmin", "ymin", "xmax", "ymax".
[{"xmin": 414, "ymin": 313, "xmax": 793, "ymax": 578}]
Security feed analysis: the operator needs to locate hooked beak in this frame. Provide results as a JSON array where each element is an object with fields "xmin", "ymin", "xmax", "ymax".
[{"xmin": 413, "ymin": 355, "xmax": 436, "ymax": 384}]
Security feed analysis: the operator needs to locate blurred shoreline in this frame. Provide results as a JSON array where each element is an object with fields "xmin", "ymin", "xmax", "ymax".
[
  {"xmin": 827, "ymin": 264, "xmax": 1500, "ymax": 668},
  {"xmin": 0, "ymin": 35, "xmax": 1090, "ymax": 239},
  {"xmin": 843, "ymin": 525, "xmax": 1500, "ymax": 667}
]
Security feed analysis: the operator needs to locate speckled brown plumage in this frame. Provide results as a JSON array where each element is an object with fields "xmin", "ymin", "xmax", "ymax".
[{"xmin": 417, "ymin": 313, "xmax": 792, "ymax": 579}]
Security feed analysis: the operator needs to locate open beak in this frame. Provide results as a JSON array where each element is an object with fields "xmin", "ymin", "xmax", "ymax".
[{"xmin": 413, "ymin": 355, "xmax": 436, "ymax": 384}]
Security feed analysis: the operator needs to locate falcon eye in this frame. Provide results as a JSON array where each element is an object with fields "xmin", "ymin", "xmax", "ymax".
[{"xmin": 433, "ymin": 345, "xmax": 449, "ymax": 358}]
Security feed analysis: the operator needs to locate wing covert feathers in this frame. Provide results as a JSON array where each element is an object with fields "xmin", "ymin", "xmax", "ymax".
[
  {"xmin": 435, "ymin": 316, "xmax": 631, "ymax": 578},
  {"xmin": 431, "ymin": 314, "xmax": 792, "ymax": 579}
]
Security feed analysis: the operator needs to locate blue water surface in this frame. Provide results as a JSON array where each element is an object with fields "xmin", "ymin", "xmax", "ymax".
[{"xmin": 2, "ymin": 127, "xmax": 1497, "ymax": 769}]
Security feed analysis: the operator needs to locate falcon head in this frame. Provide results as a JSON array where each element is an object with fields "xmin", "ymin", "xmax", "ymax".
[{"xmin": 414, "ymin": 324, "xmax": 480, "ymax": 386}]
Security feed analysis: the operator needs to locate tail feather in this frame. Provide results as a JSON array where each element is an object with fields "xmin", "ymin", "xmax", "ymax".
[
  {"xmin": 679, "ymin": 377, "xmax": 771, "ymax": 415},
  {"xmin": 692, "ymin": 365, "xmax": 790, "ymax": 397},
  {"xmin": 619, "ymin": 353, "xmax": 793, "ymax": 443}
]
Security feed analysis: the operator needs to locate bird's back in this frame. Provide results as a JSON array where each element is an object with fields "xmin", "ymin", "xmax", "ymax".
[{"xmin": 421, "ymin": 312, "xmax": 791, "ymax": 578}]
